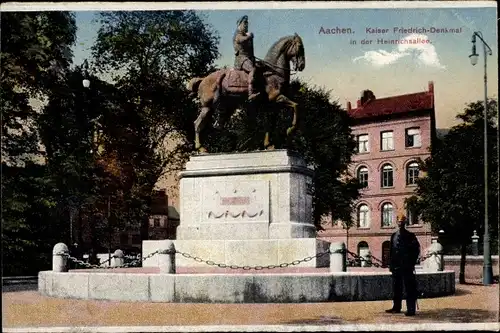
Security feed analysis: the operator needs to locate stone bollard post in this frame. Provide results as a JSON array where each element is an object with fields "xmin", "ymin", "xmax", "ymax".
[
  {"xmin": 53, "ymin": 243, "xmax": 69, "ymax": 272},
  {"xmin": 329, "ymin": 242, "xmax": 346, "ymax": 272},
  {"xmin": 158, "ymin": 240, "xmax": 176, "ymax": 274},
  {"xmin": 426, "ymin": 242, "xmax": 444, "ymax": 272},
  {"xmin": 111, "ymin": 249, "xmax": 125, "ymax": 267},
  {"xmin": 365, "ymin": 251, "xmax": 372, "ymax": 267},
  {"xmin": 471, "ymin": 230, "xmax": 479, "ymax": 256},
  {"xmin": 359, "ymin": 248, "xmax": 370, "ymax": 267}
]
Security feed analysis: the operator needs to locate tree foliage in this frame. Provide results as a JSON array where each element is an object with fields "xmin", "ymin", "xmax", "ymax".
[
  {"xmin": 39, "ymin": 65, "xmax": 124, "ymax": 252},
  {"xmin": 2, "ymin": 163, "xmax": 62, "ymax": 275},
  {"xmin": 90, "ymin": 11, "xmax": 220, "ymax": 240},
  {"xmin": 1, "ymin": 12, "xmax": 77, "ymax": 275},
  {"xmin": 1, "ymin": 11, "xmax": 76, "ymax": 165},
  {"xmin": 406, "ymin": 99, "xmax": 498, "ymax": 282},
  {"xmin": 202, "ymin": 79, "xmax": 362, "ymax": 229}
]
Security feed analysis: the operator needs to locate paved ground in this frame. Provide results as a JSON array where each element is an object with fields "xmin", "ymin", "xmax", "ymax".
[{"xmin": 2, "ymin": 282, "xmax": 498, "ymax": 328}]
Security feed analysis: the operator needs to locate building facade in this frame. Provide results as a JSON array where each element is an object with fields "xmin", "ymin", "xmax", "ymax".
[
  {"xmin": 148, "ymin": 189, "xmax": 180, "ymax": 241},
  {"xmin": 318, "ymin": 82, "xmax": 436, "ymax": 266},
  {"xmin": 72, "ymin": 189, "xmax": 179, "ymax": 256}
]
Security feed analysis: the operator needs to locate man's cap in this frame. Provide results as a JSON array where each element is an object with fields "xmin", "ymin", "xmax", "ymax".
[
  {"xmin": 397, "ymin": 208, "xmax": 407, "ymax": 222},
  {"xmin": 237, "ymin": 15, "xmax": 248, "ymax": 26}
]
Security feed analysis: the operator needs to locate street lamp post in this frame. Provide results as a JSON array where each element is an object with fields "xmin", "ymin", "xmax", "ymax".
[
  {"xmin": 469, "ymin": 31, "xmax": 493, "ymax": 285},
  {"xmin": 82, "ymin": 59, "xmax": 90, "ymax": 89}
]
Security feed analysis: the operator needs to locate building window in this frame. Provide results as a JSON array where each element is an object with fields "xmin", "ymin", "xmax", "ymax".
[
  {"xmin": 381, "ymin": 164, "xmax": 394, "ymax": 188},
  {"xmin": 406, "ymin": 162, "xmax": 420, "ymax": 185},
  {"xmin": 357, "ymin": 134, "xmax": 369, "ymax": 153},
  {"xmin": 357, "ymin": 204, "xmax": 370, "ymax": 228},
  {"xmin": 381, "ymin": 131, "xmax": 394, "ymax": 151},
  {"xmin": 357, "ymin": 166, "xmax": 368, "ymax": 188},
  {"xmin": 406, "ymin": 128, "xmax": 421, "ymax": 148},
  {"xmin": 407, "ymin": 208, "xmax": 419, "ymax": 225},
  {"xmin": 154, "ymin": 217, "xmax": 161, "ymax": 227},
  {"xmin": 381, "ymin": 203, "xmax": 394, "ymax": 227},
  {"xmin": 357, "ymin": 241, "xmax": 369, "ymax": 256}
]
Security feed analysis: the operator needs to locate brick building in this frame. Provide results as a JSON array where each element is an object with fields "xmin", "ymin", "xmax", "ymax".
[
  {"xmin": 318, "ymin": 82, "xmax": 436, "ymax": 266},
  {"xmin": 148, "ymin": 189, "xmax": 180, "ymax": 240},
  {"xmin": 72, "ymin": 189, "xmax": 179, "ymax": 255}
]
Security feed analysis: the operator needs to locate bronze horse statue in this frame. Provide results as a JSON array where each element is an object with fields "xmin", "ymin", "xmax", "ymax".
[{"xmin": 187, "ymin": 33, "xmax": 305, "ymax": 152}]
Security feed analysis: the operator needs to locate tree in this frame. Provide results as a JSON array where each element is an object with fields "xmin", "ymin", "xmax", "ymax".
[
  {"xmin": 39, "ymin": 64, "xmax": 124, "ymax": 254},
  {"xmin": 201, "ymin": 79, "xmax": 362, "ymax": 229},
  {"xmin": 406, "ymin": 99, "xmax": 498, "ymax": 283},
  {"xmin": 1, "ymin": 12, "xmax": 77, "ymax": 166},
  {"xmin": 1, "ymin": 163, "xmax": 61, "ymax": 275},
  {"xmin": 90, "ymin": 11, "xmax": 220, "ymax": 242},
  {"xmin": 1, "ymin": 12, "xmax": 77, "ymax": 275}
]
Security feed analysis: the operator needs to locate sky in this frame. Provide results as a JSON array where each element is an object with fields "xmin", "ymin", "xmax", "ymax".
[{"xmin": 70, "ymin": 4, "xmax": 498, "ymax": 129}]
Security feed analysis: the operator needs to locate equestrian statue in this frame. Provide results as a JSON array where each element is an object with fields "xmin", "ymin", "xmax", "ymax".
[{"xmin": 187, "ymin": 15, "xmax": 306, "ymax": 153}]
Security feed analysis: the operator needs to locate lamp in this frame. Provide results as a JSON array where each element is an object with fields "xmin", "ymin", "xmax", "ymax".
[
  {"xmin": 469, "ymin": 31, "xmax": 493, "ymax": 285},
  {"xmin": 469, "ymin": 34, "xmax": 479, "ymax": 66},
  {"xmin": 82, "ymin": 59, "xmax": 90, "ymax": 88}
]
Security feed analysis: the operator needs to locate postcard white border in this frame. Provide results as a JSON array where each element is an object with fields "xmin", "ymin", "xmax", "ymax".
[
  {"xmin": 3, "ymin": 323, "xmax": 500, "ymax": 332},
  {"xmin": 1, "ymin": 1, "xmax": 498, "ymax": 332}
]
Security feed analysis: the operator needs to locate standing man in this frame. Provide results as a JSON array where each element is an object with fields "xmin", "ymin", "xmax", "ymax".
[
  {"xmin": 386, "ymin": 211, "xmax": 421, "ymax": 316},
  {"xmin": 233, "ymin": 15, "xmax": 260, "ymax": 101}
]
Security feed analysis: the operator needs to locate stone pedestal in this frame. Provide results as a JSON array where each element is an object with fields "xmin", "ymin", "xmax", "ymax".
[{"xmin": 143, "ymin": 150, "xmax": 330, "ymax": 268}]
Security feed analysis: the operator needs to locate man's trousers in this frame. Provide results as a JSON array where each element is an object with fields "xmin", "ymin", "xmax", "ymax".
[{"xmin": 391, "ymin": 268, "xmax": 418, "ymax": 313}]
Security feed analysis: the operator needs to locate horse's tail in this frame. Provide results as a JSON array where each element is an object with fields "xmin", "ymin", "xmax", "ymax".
[{"xmin": 187, "ymin": 77, "xmax": 203, "ymax": 98}]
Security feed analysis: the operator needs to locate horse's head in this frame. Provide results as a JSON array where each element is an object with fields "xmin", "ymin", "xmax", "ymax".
[
  {"xmin": 264, "ymin": 34, "xmax": 306, "ymax": 73},
  {"xmin": 289, "ymin": 33, "xmax": 305, "ymax": 72}
]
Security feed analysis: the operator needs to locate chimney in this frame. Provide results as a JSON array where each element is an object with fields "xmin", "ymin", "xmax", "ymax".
[
  {"xmin": 347, "ymin": 101, "xmax": 352, "ymax": 112},
  {"xmin": 155, "ymin": 189, "xmax": 168, "ymax": 207},
  {"xmin": 428, "ymin": 81, "xmax": 435, "ymax": 108}
]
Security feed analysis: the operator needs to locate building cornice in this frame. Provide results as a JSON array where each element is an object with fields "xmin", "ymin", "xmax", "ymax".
[{"xmin": 353, "ymin": 151, "xmax": 430, "ymax": 164}]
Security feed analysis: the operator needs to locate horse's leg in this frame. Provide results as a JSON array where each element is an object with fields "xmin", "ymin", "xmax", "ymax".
[
  {"xmin": 194, "ymin": 106, "xmax": 211, "ymax": 153},
  {"xmin": 263, "ymin": 106, "xmax": 277, "ymax": 150},
  {"xmin": 276, "ymin": 94, "xmax": 298, "ymax": 136}
]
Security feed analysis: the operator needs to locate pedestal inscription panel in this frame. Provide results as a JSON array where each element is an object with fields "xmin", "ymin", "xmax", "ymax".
[{"xmin": 202, "ymin": 180, "xmax": 270, "ymax": 224}]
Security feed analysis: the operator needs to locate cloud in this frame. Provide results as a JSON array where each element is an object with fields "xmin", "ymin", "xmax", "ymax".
[
  {"xmin": 353, "ymin": 34, "xmax": 445, "ymax": 69},
  {"xmin": 353, "ymin": 49, "xmax": 408, "ymax": 67}
]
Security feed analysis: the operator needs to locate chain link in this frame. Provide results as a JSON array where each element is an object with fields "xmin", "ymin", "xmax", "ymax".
[
  {"xmin": 58, "ymin": 247, "xmax": 441, "ymax": 272},
  {"xmin": 61, "ymin": 250, "xmax": 160, "ymax": 270},
  {"xmin": 418, "ymin": 251, "xmax": 439, "ymax": 263},
  {"xmin": 174, "ymin": 249, "xmax": 330, "ymax": 270},
  {"xmin": 345, "ymin": 249, "xmax": 384, "ymax": 268},
  {"xmin": 345, "ymin": 249, "xmax": 440, "ymax": 268}
]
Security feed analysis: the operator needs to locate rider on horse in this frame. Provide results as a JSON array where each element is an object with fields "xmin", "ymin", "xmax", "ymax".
[{"xmin": 233, "ymin": 15, "xmax": 260, "ymax": 102}]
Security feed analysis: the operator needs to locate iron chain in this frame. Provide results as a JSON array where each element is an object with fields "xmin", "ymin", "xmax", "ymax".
[
  {"xmin": 59, "ymin": 247, "xmax": 440, "ymax": 272},
  {"xmin": 61, "ymin": 250, "xmax": 160, "ymax": 270},
  {"xmin": 175, "ymin": 249, "xmax": 330, "ymax": 270},
  {"xmin": 345, "ymin": 249, "xmax": 439, "ymax": 268},
  {"xmin": 418, "ymin": 251, "xmax": 439, "ymax": 263},
  {"xmin": 345, "ymin": 249, "xmax": 384, "ymax": 268}
]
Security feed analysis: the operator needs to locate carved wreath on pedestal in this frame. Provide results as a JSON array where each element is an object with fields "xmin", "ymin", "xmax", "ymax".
[{"xmin": 207, "ymin": 188, "xmax": 264, "ymax": 219}]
